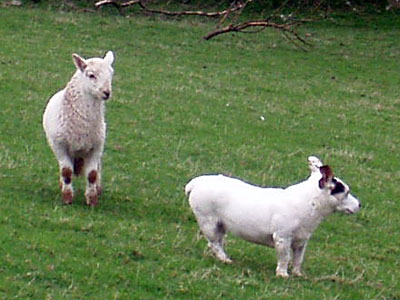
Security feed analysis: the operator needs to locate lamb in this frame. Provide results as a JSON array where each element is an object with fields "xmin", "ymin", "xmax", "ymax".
[
  {"xmin": 43, "ymin": 51, "xmax": 115, "ymax": 206},
  {"xmin": 185, "ymin": 156, "xmax": 361, "ymax": 277}
]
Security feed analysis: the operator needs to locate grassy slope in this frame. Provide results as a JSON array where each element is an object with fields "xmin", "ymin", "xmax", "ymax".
[{"xmin": 0, "ymin": 5, "xmax": 399, "ymax": 299}]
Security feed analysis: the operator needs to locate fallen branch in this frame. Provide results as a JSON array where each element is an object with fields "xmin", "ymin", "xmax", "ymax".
[
  {"xmin": 95, "ymin": 0, "xmax": 140, "ymax": 9},
  {"xmin": 95, "ymin": 0, "xmax": 250, "ymax": 18},
  {"xmin": 95, "ymin": 0, "xmax": 140, "ymax": 14},
  {"xmin": 139, "ymin": 1, "xmax": 250, "ymax": 17},
  {"xmin": 203, "ymin": 20, "xmax": 310, "ymax": 47},
  {"xmin": 94, "ymin": 0, "xmax": 312, "ymax": 49}
]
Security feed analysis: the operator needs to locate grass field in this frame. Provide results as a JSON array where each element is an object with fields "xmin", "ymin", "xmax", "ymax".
[{"xmin": 0, "ymin": 3, "xmax": 399, "ymax": 299}]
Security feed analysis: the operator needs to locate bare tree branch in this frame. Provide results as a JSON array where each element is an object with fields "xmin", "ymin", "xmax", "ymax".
[
  {"xmin": 95, "ymin": 0, "xmax": 140, "ymax": 9},
  {"xmin": 95, "ymin": 0, "xmax": 140, "ymax": 15},
  {"xmin": 203, "ymin": 20, "xmax": 311, "ymax": 47},
  {"xmin": 95, "ymin": 0, "xmax": 250, "ymax": 18},
  {"xmin": 138, "ymin": 0, "xmax": 250, "ymax": 17},
  {"xmin": 94, "ymin": 0, "xmax": 313, "ymax": 49}
]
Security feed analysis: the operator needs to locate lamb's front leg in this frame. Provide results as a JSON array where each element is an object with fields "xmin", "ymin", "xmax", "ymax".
[
  {"xmin": 273, "ymin": 233, "xmax": 292, "ymax": 278},
  {"xmin": 84, "ymin": 147, "xmax": 103, "ymax": 206},
  {"xmin": 52, "ymin": 143, "xmax": 75, "ymax": 204},
  {"xmin": 292, "ymin": 240, "xmax": 308, "ymax": 277}
]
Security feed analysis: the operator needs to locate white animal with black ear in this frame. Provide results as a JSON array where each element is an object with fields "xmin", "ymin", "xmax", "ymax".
[
  {"xmin": 185, "ymin": 156, "xmax": 361, "ymax": 277},
  {"xmin": 43, "ymin": 51, "xmax": 115, "ymax": 206}
]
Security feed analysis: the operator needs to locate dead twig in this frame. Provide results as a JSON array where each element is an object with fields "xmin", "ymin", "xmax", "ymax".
[
  {"xmin": 95, "ymin": 0, "xmax": 140, "ymax": 14},
  {"xmin": 95, "ymin": 0, "xmax": 140, "ymax": 9},
  {"xmin": 139, "ymin": 0, "xmax": 249, "ymax": 17},
  {"xmin": 94, "ymin": 0, "xmax": 313, "ymax": 49},
  {"xmin": 95, "ymin": 0, "xmax": 250, "ymax": 18},
  {"xmin": 203, "ymin": 19, "xmax": 311, "ymax": 47}
]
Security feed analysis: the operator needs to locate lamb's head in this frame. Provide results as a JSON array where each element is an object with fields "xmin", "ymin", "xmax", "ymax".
[
  {"xmin": 72, "ymin": 51, "xmax": 115, "ymax": 100},
  {"xmin": 317, "ymin": 165, "xmax": 361, "ymax": 215}
]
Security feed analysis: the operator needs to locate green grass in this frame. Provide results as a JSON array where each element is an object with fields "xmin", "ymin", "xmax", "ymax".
[{"xmin": 1, "ymin": 4, "xmax": 400, "ymax": 299}]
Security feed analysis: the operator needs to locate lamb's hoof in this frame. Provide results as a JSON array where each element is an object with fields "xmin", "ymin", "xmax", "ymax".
[
  {"xmin": 86, "ymin": 192, "xmax": 99, "ymax": 206},
  {"xmin": 276, "ymin": 271, "xmax": 289, "ymax": 278},
  {"xmin": 96, "ymin": 185, "xmax": 102, "ymax": 196},
  {"xmin": 215, "ymin": 255, "xmax": 232, "ymax": 264},
  {"xmin": 292, "ymin": 270, "xmax": 304, "ymax": 277},
  {"xmin": 223, "ymin": 258, "xmax": 233, "ymax": 264},
  {"xmin": 62, "ymin": 189, "xmax": 74, "ymax": 205}
]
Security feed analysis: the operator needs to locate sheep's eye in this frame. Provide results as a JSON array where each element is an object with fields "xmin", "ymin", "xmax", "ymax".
[
  {"xmin": 331, "ymin": 181, "xmax": 345, "ymax": 195},
  {"xmin": 88, "ymin": 73, "xmax": 97, "ymax": 80}
]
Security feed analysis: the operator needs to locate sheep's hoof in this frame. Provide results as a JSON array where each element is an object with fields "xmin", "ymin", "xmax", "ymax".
[
  {"xmin": 292, "ymin": 270, "xmax": 304, "ymax": 277},
  {"xmin": 96, "ymin": 185, "xmax": 102, "ymax": 196},
  {"xmin": 62, "ymin": 189, "xmax": 74, "ymax": 205},
  {"xmin": 276, "ymin": 271, "xmax": 289, "ymax": 278},
  {"xmin": 86, "ymin": 192, "xmax": 99, "ymax": 206},
  {"xmin": 224, "ymin": 259, "xmax": 233, "ymax": 264},
  {"xmin": 221, "ymin": 257, "xmax": 233, "ymax": 264}
]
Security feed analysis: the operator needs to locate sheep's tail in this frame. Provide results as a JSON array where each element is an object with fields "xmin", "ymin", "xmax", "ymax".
[{"xmin": 184, "ymin": 177, "xmax": 197, "ymax": 197}]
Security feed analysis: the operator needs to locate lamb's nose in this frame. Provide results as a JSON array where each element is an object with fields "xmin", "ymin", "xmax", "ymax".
[{"xmin": 103, "ymin": 91, "xmax": 110, "ymax": 100}]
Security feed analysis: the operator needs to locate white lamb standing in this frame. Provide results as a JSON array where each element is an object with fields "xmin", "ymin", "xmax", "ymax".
[
  {"xmin": 43, "ymin": 51, "xmax": 115, "ymax": 206},
  {"xmin": 185, "ymin": 156, "xmax": 361, "ymax": 278}
]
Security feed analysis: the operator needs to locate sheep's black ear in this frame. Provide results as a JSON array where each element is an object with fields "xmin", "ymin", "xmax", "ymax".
[
  {"xmin": 319, "ymin": 165, "xmax": 334, "ymax": 189},
  {"xmin": 72, "ymin": 53, "xmax": 87, "ymax": 72}
]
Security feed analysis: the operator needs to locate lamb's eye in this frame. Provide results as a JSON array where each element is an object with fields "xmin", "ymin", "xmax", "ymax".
[{"xmin": 88, "ymin": 74, "xmax": 97, "ymax": 80}]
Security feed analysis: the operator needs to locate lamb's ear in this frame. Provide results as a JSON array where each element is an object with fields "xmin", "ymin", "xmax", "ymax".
[
  {"xmin": 104, "ymin": 51, "xmax": 114, "ymax": 66},
  {"xmin": 72, "ymin": 53, "xmax": 87, "ymax": 72},
  {"xmin": 319, "ymin": 165, "xmax": 334, "ymax": 189},
  {"xmin": 308, "ymin": 156, "xmax": 323, "ymax": 173}
]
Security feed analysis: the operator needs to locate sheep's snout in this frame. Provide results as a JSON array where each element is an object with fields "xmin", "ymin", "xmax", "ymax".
[
  {"xmin": 102, "ymin": 90, "xmax": 111, "ymax": 100},
  {"xmin": 337, "ymin": 193, "xmax": 361, "ymax": 215}
]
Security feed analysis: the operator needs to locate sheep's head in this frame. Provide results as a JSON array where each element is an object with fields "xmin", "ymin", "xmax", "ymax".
[
  {"xmin": 318, "ymin": 164, "xmax": 361, "ymax": 215},
  {"xmin": 72, "ymin": 51, "xmax": 115, "ymax": 100}
]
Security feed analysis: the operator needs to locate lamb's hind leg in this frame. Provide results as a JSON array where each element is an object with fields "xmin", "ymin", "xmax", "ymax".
[
  {"xmin": 292, "ymin": 241, "xmax": 308, "ymax": 277},
  {"xmin": 200, "ymin": 219, "xmax": 231, "ymax": 263}
]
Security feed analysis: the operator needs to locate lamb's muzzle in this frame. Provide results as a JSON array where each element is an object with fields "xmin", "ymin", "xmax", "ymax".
[
  {"xmin": 102, "ymin": 90, "xmax": 110, "ymax": 100},
  {"xmin": 185, "ymin": 156, "xmax": 360, "ymax": 278}
]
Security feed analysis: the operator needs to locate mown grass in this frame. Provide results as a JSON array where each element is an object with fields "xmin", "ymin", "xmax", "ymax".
[{"xmin": 0, "ymin": 4, "xmax": 399, "ymax": 299}]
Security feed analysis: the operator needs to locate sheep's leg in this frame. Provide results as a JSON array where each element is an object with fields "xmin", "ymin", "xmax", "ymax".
[
  {"xmin": 84, "ymin": 147, "xmax": 103, "ymax": 206},
  {"xmin": 292, "ymin": 241, "xmax": 308, "ymax": 277},
  {"xmin": 273, "ymin": 233, "xmax": 292, "ymax": 278},
  {"xmin": 60, "ymin": 167, "xmax": 74, "ymax": 204},
  {"xmin": 95, "ymin": 161, "xmax": 103, "ymax": 196},
  {"xmin": 52, "ymin": 144, "xmax": 74, "ymax": 204},
  {"xmin": 200, "ymin": 219, "xmax": 231, "ymax": 263}
]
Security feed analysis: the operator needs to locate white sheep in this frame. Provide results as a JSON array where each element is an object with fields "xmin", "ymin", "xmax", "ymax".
[
  {"xmin": 43, "ymin": 51, "xmax": 115, "ymax": 206},
  {"xmin": 185, "ymin": 156, "xmax": 361, "ymax": 277}
]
